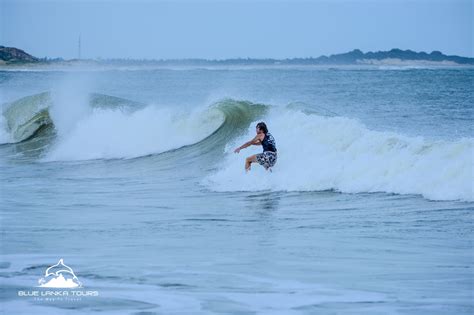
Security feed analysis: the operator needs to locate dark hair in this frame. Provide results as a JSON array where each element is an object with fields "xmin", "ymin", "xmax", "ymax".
[{"xmin": 256, "ymin": 122, "xmax": 268, "ymax": 134}]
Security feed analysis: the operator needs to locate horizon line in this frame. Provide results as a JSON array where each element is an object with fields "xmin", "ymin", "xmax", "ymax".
[{"xmin": 2, "ymin": 46, "xmax": 473, "ymax": 63}]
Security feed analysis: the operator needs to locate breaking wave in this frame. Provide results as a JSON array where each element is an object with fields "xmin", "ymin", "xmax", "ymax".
[
  {"xmin": 1, "ymin": 92, "xmax": 267, "ymax": 160},
  {"xmin": 203, "ymin": 108, "xmax": 473, "ymax": 202},
  {"xmin": 2, "ymin": 92, "xmax": 472, "ymax": 201}
]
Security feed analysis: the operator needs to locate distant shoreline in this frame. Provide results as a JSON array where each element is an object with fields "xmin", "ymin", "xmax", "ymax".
[{"xmin": 1, "ymin": 46, "xmax": 473, "ymax": 69}]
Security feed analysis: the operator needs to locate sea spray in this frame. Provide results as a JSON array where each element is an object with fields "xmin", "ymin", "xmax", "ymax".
[{"xmin": 50, "ymin": 76, "xmax": 93, "ymax": 137}]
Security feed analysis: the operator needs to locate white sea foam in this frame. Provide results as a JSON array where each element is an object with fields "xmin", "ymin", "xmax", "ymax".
[
  {"xmin": 204, "ymin": 108, "xmax": 473, "ymax": 201},
  {"xmin": 43, "ymin": 105, "xmax": 224, "ymax": 161}
]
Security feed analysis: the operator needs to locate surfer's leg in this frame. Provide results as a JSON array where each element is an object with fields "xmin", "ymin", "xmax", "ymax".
[
  {"xmin": 245, "ymin": 155, "xmax": 257, "ymax": 171},
  {"xmin": 255, "ymin": 153, "xmax": 267, "ymax": 170}
]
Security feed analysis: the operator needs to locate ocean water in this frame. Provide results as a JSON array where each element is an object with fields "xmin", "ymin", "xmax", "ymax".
[{"xmin": 0, "ymin": 66, "xmax": 473, "ymax": 314}]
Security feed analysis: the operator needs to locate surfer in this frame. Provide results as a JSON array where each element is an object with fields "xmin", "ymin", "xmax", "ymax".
[{"xmin": 234, "ymin": 122, "xmax": 277, "ymax": 172}]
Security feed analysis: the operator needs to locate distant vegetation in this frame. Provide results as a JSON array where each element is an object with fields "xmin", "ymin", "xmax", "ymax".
[{"xmin": 0, "ymin": 46, "xmax": 473, "ymax": 66}]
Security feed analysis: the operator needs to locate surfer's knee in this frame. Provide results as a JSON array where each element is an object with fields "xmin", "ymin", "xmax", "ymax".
[{"xmin": 246, "ymin": 155, "xmax": 256, "ymax": 163}]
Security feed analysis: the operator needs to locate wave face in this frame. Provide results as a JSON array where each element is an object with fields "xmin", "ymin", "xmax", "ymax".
[
  {"xmin": 1, "ymin": 92, "xmax": 52, "ymax": 143},
  {"xmin": 203, "ymin": 108, "xmax": 473, "ymax": 202}
]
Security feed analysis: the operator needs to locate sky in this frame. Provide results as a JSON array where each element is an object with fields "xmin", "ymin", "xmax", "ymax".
[{"xmin": 1, "ymin": 0, "xmax": 472, "ymax": 59}]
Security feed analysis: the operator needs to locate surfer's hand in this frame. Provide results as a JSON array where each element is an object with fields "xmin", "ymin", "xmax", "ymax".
[{"xmin": 234, "ymin": 148, "xmax": 240, "ymax": 153}]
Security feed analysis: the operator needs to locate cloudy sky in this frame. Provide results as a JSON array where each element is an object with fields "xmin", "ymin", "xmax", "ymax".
[{"xmin": 1, "ymin": 0, "xmax": 472, "ymax": 59}]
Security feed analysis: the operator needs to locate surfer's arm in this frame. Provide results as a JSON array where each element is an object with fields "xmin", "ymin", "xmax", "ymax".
[{"xmin": 234, "ymin": 136, "xmax": 261, "ymax": 153}]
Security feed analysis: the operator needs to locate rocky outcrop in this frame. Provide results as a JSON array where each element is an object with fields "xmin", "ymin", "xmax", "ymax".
[{"xmin": 0, "ymin": 46, "xmax": 38, "ymax": 63}]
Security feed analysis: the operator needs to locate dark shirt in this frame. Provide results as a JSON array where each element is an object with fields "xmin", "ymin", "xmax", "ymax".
[{"xmin": 262, "ymin": 132, "xmax": 277, "ymax": 152}]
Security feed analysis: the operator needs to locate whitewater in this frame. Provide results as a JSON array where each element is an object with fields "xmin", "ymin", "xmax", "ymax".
[{"xmin": 1, "ymin": 67, "xmax": 473, "ymax": 314}]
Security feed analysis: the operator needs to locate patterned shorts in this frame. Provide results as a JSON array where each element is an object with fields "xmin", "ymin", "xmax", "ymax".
[{"xmin": 256, "ymin": 151, "xmax": 277, "ymax": 169}]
